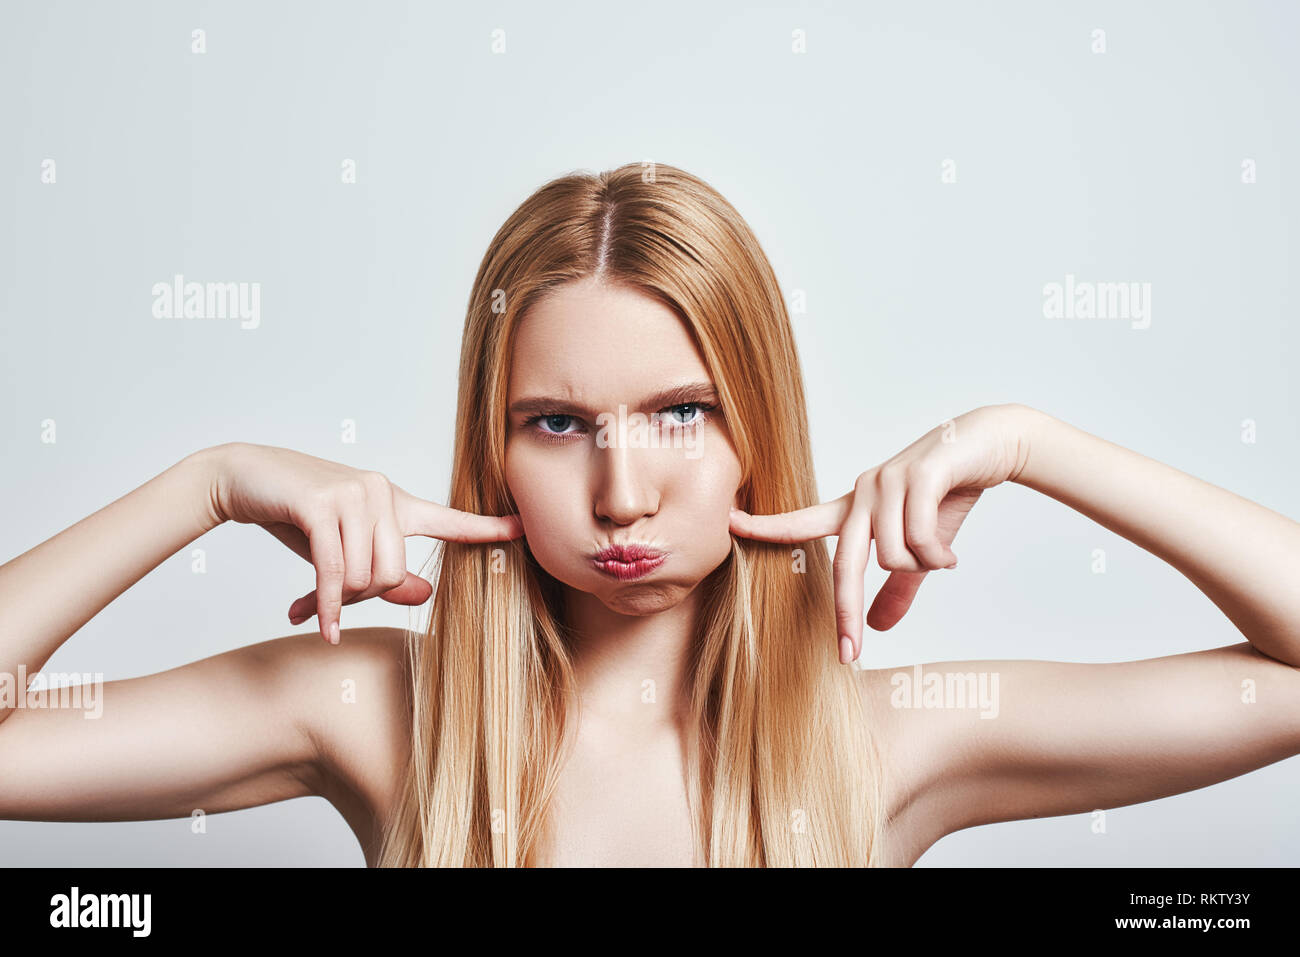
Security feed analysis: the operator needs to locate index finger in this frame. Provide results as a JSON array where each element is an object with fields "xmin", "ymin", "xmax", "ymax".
[
  {"xmin": 729, "ymin": 492, "xmax": 852, "ymax": 543},
  {"xmin": 393, "ymin": 487, "xmax": 525, "ymax": 543}
]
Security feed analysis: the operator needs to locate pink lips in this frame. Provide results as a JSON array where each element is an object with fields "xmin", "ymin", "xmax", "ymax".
[{"xmin": 591, "ymin": 543, "xmax": 667, "ymax": 581}]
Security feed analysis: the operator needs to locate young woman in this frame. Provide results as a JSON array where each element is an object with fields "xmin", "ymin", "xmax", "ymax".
[{"xmin": 2, "ymin": 163, "xmax": 1297, "ymax": 867}]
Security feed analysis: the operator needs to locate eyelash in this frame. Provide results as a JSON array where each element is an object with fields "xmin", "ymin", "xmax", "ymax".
[{"xmin": 521, "ymin": 402, "xmax": 719, "ymax": 444}]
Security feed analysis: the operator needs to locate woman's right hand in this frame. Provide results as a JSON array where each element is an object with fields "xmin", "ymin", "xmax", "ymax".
[{"xmin": 207, "ymin": 442, "xmax": 523, "ymax": 644}]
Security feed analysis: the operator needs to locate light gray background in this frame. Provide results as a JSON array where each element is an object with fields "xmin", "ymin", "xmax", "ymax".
[{"xmin": 2, "ymin": 0, "xmax": 1296, "ymax": 866}]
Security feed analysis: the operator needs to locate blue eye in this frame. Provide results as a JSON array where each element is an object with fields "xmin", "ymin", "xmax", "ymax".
[
  {"xmin": 660, "ymin": 403, "xmax": 707, "ymax": 426},
  {"xmin": 538, "ymin": 414, "xmax": 578, "ymax": 435},
  {"xmin": 518, "ymin": 413, "xmax": 584, "ymax": 442},
  {"xmin": 521, "ymin": 402, "xmax": 719, "ymax": 445}
]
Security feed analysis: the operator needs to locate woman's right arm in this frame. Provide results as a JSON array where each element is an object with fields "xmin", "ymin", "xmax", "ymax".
[
  {"xmin": 1, "ymin": 445, "xmax": 226, "ymax": 717},
  {"xmin": 0, "ymin": 625, "xmax": 406, "ymax": 824},
  {"xmin": 0, "ymin": 444, "xmax": 331, "ymax": 821},
  {"xmin": 0, "ymin": 443, "xmax": 519, "ymax": 826}
]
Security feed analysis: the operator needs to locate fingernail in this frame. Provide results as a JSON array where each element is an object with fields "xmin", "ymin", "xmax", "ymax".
[
  {"xmin": 329, "ymin": 621, "xmax": 340, "ymax": 645},
  {"xmin": 839, "ymin": 636, "xmax": 853, "ymax": 664}
]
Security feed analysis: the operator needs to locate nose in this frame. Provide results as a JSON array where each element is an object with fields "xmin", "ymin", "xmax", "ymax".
[{"xmin": 592, "ymin": 436, "xmax": 660, "ymax": 526}]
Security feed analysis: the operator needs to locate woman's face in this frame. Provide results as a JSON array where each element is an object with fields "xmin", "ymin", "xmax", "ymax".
[{"xmin": 504, "ymin": 277, "xmax": 743, "ymax": 616}]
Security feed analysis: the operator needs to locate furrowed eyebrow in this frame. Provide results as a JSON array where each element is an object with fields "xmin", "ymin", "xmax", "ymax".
[{"xmin": 508, "ymin": 381, "xmax": 720, "ymax": 419}]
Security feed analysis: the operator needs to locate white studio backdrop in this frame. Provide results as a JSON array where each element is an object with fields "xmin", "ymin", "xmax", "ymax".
[{"xmin": 1, "ymin": 0, "xmax": 1296, "ymax": 865}]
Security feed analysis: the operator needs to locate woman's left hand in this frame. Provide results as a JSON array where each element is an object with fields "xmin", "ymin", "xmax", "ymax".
[{"xmin": 728, "ymin": 403, "xmax": 1035, "ymax": 664}]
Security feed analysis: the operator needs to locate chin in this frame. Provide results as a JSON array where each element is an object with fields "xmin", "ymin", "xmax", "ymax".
[
  {"xmin": 594, "ymin": 581, "xmax": 696, "ymax": 617},
  {"xmin": 541, "ymin": 558, "xmax": 703, "ymax": 617},
  {"xmin": 589, "ymin": 550, "xmax": 733, "ymax": 617}
]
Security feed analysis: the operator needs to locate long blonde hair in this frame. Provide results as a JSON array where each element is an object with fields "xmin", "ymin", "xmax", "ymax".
[{"xmin": 376, "ymin": 162, "xmax": 888, "ymax": 866}]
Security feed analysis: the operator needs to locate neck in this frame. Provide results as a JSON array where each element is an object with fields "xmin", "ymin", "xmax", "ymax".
[{"xmin": 561, "ymin": 586, "xmax": 702, "ymax": 733}]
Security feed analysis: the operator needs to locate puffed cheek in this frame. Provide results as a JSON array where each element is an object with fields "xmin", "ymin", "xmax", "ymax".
[{"xmin": 516, "ymin": 508, "xmax": 567, "ymax": 551}]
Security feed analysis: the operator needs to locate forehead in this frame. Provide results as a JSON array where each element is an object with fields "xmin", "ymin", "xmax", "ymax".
[{"xmin": 507, "ymin": 279, "xmax": 710, "ymax": 396}]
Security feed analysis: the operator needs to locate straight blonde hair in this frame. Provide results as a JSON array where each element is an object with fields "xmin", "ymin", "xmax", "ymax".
[{"xmin": 376, "ymin": 162, "xmax": 888, "ymax": 866}]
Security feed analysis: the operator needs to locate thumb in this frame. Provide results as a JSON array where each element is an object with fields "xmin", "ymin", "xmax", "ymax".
[
  {"xmin": 375, "ymin": 572, "xmax": 434, "ymax": 606},
  {"xmin": 864, "ymin": 570, "xmax": 929, "ymax": 632},
  {"xmin": 288, "ymin": 571, "xmax": 432, "ymax": 622}
]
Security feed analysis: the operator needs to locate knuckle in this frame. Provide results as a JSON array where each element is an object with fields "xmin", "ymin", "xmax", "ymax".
[
  {"xmin": 878, "ymin": 461, "xmax": 906, "ymax": 486},
  {"xmin": 306, "ymin": 487, "xmax": 337, "ymax": 515},
  {"xmin": 903, "ymin": 459, "xmax": 927, "ymax": 481},
  {"xmin": 317, "ymin": 559, "xmax": 346, "ymax": 579},
  {"xmin": 902, "ymin": 517, "xmax": 926, "ymax": 547},
  {"xmin": 337, "ymin": 478, "xmax": 367, "ymax": 503},
  {"xmin": 904, "ymin": 535, "xmax": 938, "ymax": 567},
  {"xmin": 360, "ymin": 470, "xmax": 392, "ymax": 496},
  {"xmin": 903, "ymin": 537, "xmax": 932, "ymax": 563},
  {"xmin": 874, "ymin": 534, "xmax": 911, "ymax": 570}
]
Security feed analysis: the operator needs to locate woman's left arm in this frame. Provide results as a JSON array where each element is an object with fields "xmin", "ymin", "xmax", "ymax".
[
  {"xmin": 843, "ymin": 404, "xmax": 1300, "ymax": 850},
  {"xmin": 732, "ymin": 400, "xmax": 1300, "ymax": 841},
  {"xmin": 1011, "ymin": 404, "xmax": 1300, "ymax": 666}
]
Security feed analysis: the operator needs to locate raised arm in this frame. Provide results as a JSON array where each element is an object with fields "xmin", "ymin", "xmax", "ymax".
[
  {"xmin": 0, "ymin": 627, "xmax": 403, "ymax": 824},
  {"xmin": 0, "ymin": 447, "xmax": 332, "ymax": 827},
  {"xmin": 0, "ymin": 447, "xmax": 224, "ymax": 729},
  {"xmin": 1012, "ymin": 405, "xmax": 1300, "ymax": 667},
  {"xmin": 856, "ymin": 406, "xmax": 1300, "ymax": 855},
  {"xmin": 0, "ymin": 443, "xmax": 519, "ymax": 846}
]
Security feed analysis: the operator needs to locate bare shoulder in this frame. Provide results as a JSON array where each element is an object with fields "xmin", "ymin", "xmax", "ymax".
[
  {"xmin": 854, "ymin": 664, "xmax": 956, "ymax": 865},
  {"xmin": 0, "ymin": 623, "xmax": 412, "ymax": 846},
  {"xmin": 857, "ymin": 643, "xmax": 1300, "ymax": 865},
  {"xmin": 293, "ymin": 625, "xmax": 414, "ymax": 857}
]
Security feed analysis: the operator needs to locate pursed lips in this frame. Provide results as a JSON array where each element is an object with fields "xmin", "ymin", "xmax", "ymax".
[{"xmin": 591, "ymin": 543, "xmax": 667, "ymax": 580}]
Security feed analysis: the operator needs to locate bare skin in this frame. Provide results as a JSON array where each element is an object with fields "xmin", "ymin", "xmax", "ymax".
[{"xmin": 3, "ymin": 281, "xmax": 1299, "ymax": 866}]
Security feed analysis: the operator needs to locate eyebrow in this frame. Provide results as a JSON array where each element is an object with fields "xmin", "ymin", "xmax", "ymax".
[{"xmin": 508, "ymin": 381, "xmax": 720, "ymax": 419}]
